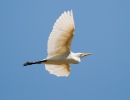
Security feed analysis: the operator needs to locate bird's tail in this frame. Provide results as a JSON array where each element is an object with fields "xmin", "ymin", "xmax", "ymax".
[{"xmin": 23, "ymin": 59, "xmax": 46, "ymax": 66}]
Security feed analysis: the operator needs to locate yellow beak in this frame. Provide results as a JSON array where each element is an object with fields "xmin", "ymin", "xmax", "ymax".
[{"xmin": 82, "ymin": 53, "xmax": 91, "ymax": 57}]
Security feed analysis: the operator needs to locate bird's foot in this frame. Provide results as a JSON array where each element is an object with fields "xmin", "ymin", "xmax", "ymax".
[{"xmin": 23, "ymin": 62, "xmax": 33, "ymax": 66}]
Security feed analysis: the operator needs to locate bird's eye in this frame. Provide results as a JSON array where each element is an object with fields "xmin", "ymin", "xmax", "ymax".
[{"xmin": 80, "ymin": 54, "xmax": 84, "ymax": 57}]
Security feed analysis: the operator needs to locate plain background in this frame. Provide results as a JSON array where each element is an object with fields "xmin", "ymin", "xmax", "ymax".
[{"xmin": 0, "ymin": 0, "xmax": 130, "ymax": 100}]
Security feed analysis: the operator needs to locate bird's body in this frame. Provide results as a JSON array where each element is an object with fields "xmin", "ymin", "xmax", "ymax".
[
  {"xmin": 24, "ymin": 10, "xmax": 91, "ymax": 77},
  {"xmin": 45, "ymin": 52, "xmax": 81, "ymax": 64}
]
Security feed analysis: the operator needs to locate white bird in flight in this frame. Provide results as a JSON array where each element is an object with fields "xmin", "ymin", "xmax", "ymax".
[{"xmin": 24, "ymin": 10, "xmax": 91, "ymax": 77}]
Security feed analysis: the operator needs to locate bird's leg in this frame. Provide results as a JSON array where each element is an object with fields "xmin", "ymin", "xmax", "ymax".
[{"xmin": 23, "ymin": 60, "xmax": 46, "ymax": 66}]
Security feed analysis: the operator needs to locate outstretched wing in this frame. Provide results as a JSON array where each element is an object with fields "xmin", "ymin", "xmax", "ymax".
[
  {"xmin": 45, "ymin": 64, "xmax": 70, "ymax": 77},
  {"xmin": 47, "ymin": 10, "xmax": 75, "ymax": 58}
]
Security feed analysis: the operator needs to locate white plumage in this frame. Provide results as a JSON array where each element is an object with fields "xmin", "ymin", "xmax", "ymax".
[
  {"xmin": 47, "ymin": 11, "xmax": 74, "ymax": 58},
  {"xmin": 45, "ymin": 64, "xmax": 70, "ymax": 77},
  {"xmin": 24, "ymin": 10, "xmax": 91, "ymax": 77}
]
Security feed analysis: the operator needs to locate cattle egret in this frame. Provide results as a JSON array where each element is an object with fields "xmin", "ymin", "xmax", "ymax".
[{"xmin": 24, "ymin": 10, "xmax": 91, "ymax": 77}]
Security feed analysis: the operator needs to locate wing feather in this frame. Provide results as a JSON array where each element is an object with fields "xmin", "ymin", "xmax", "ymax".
[
  {"xmin": 45, "ymin": 64, "xmax": 70, "ymax": 77},
  {"xmin": 47, "ymin": 10, "xmax": 75, "ymax": 58}
]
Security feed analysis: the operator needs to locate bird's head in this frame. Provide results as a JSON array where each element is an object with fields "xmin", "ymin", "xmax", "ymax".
[{"xmin": 77, "ymin": 53, "xmax": 91, "ymax": 58}]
